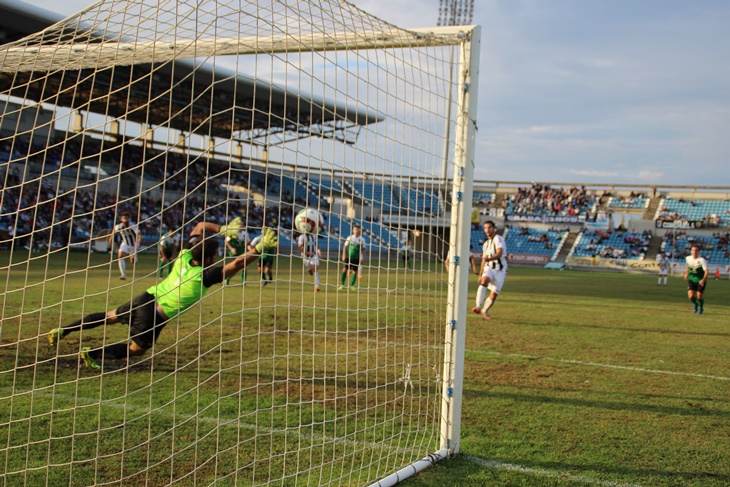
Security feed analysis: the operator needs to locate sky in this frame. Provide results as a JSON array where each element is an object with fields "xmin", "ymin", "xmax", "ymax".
[{"xmin": 17, "ymin": 0, "xmax": 730, "ymax": 187}]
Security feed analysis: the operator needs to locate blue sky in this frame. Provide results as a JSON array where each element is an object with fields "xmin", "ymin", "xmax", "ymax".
[{"xmin": 20, "ymin": 0, "xmax": 730, "ymax": 186}]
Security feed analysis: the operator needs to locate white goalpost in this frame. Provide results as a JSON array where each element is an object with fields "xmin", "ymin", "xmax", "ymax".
[{"xmin": 0, "ymin": 1, "xmax": 479, "ymax": 485}]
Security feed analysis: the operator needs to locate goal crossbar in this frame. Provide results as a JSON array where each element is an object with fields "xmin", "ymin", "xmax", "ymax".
[{"xmin": 0, "ymin": 26, "xmax": 473, "ymax": 73}]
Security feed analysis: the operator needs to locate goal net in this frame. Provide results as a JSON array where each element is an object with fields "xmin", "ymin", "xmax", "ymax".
[{"xmin": 0, "ymin": 1, "xmax": 478, "ymax": 485}]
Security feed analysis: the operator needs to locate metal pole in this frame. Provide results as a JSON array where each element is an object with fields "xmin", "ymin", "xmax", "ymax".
[{"xmin": 441, "ymin": 25, "xmax": 480, "ymax": 456}]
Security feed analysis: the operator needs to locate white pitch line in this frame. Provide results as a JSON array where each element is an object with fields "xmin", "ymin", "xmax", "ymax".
[
  {"xmin": 470, "ymin": 350, "xmax": 730, "ymax": 381},
  {"xmin": 464, "ymin": 455, "xmax": 643, "ymax": 487}
]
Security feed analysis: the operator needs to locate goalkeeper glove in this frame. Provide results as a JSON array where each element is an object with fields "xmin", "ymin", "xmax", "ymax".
[
  {"xmin": 255, "ymin": 228, "xmax": 278, "ymax": 254},
  {"xmin": 219, "ymin": 217, "xmax": 243, "ymax": 238}
]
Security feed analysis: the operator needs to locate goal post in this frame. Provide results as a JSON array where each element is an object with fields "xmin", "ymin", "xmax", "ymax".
[{"xmin": 0, "ymin": 1, "xmax": 479, "ymax": 485}]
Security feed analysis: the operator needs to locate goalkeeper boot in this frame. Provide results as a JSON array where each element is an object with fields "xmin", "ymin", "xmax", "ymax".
[
  {"xmin": 48, "ymin": 328, "xmax": 65, "ymax": 347},
  {"xmin": 80, "ymin": 347, "xmax": 100, "ymax": 370}
]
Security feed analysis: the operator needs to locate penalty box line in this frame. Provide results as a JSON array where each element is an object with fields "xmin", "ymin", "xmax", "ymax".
[
  {"xmin": 464, "ymin": 455, "xmax": 643, "ymax": 487},
  {"xmin": 470, "ymin": 351, "xmax": 730, "ymax": 381}
]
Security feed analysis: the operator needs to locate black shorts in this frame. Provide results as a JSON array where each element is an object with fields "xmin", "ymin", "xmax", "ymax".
[
  {"xmin": 259, "ymin": 256, "xmax": 275, "ymax": 268},
  {"xmin": 343, "ymin": 258, "xmax": 359, "ymax": 271},
  {"xmin": 687, "ymin": 281, "xmax": 706, "ymax": 293},
  {"xmin": 115, "ymin": 292, "xmax": 167, "ymax": 350}
]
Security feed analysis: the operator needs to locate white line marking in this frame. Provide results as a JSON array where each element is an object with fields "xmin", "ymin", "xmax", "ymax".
[
  {"xmin": 464, "ymin": 455, "xmax": 643, "ymax": 487},
  {"xmin": 469, "ymin": 350, "xmax": 730, "ymax": 381}
]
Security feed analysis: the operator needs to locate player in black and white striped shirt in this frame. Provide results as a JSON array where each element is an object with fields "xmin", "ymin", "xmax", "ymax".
[
  {"xmin": 473, "ymin": 220, "xmax": 508, "ymax": 320},
  {"xmin": 297, "ymin": 232, "xmax": 322, "ymax": 292},
  {"xmin": 108, "ymin": 212, "xmax": 141, "ymax": 280}
]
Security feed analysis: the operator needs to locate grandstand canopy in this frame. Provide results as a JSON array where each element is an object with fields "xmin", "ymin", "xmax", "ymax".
[{"xmin": 0, "ymin": 0, "xmax": 383, "ymax": 145}]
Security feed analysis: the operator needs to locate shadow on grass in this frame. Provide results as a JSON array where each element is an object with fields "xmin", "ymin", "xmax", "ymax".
[
  {"xmin": 468, "ymin": 389, "xmax": 730, "ymax": 418},
  {"xmin": 510, "ymin": 316, "xmax": 730, "ymax": 338}
]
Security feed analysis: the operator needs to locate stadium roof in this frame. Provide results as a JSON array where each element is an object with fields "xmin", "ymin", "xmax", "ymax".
[{"xmin": 0, "ymin": 0, "xmax": 384, "ymax": 145}]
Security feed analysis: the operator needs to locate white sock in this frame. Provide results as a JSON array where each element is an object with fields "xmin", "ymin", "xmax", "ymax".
[
  {"xmin": 476, "ymin": 285, "xmax": 488, "ymax": 309},
  {"xmin": 314, "ymin": 272, "xmax": 320, "ymax": 286},
  {"xmin": 119, "ymin": 259, "xmax": 126, "ymax": 277},
  {"xmin": 663, "ymin": 277, "xmax": 668, "ymax": 285},
  {"xmin": 483, "ymin": 297, "xmax": 494, "ymax": 314},
  {"xmin": 658, "ymin": 277, "xmax": 661, "ymax": 285}
]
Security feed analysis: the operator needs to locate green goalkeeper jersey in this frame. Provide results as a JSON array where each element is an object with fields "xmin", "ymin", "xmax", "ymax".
[{"xmin": 148, "ymin": 249, "xmax": 211, "ymax": 318}]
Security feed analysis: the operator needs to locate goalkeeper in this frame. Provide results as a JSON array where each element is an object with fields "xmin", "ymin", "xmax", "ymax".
[{"xmin": 48, "ymin": 221, "xmax": 277, "ymax": 370}]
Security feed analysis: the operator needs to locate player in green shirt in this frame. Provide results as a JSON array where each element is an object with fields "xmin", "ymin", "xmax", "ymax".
[
  {"xmin": 339, "ymin": 225, "xmax": 366, "ymax": 290},
  {"xmin": 684, "ymin": 243, "xmax": 709, "ymax": 314},
  {"xmin": 47, "ymin": 222, "xmax": 277, "ymax": 370}
]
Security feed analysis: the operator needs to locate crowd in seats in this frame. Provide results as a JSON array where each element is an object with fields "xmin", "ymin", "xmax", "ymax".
[
  {"xmin": 657, "ymin": 198, "xmax": 730, "ymax": 227},
  {"xmin": 607, "ymin": 195, "xmax": 648, "ymax": 209},
  {"xmin": 472, "ymin": 193, "xmax": 493, "ymax": 206},
  {"xmin": 505, "ymin": 183, "xmax": 596, "ymax": 217},
  {"xmin": 504, "ymin": 226, "xmax": 566, "ymax": 257},
  {"xmin": 572, "ymin": 229, "xmax": 652, "ymax": 260},
  {"xmin": 661, "ymin": 231, "xmax": 729, "ymax": 265}
]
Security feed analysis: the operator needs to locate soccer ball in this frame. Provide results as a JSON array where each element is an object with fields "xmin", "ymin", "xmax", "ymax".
[{"xmin": 295, "ymin": 208, "xmax": 324, "ymax": 234}]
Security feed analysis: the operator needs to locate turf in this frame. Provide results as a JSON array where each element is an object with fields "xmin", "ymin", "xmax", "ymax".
[{"xmin": 1, "ymin": 251, "xmax": 728, "ymax": 486}]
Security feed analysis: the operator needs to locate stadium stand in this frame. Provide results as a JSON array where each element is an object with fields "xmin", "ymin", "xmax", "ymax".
[
  {"xmin": 393, "ymin": 186, "xmax": 442, "ymax": 215},
  {"xmin": 656, "ymin": 198, "xmax": 730, "ymax": 227},
  {"xmin": 607, "ymin": 196, "xmax": 649, "ymax": 209},
  {"xmin": 505, "ymin": 182, "xmax": 596, "ymax": 216},
  {"xmin": 504, "ymin": 226, "xmax": 567, "ymax": 259},
  {"xmin": 660, "ymin": 232, "xmax": 729, "ymax": 265},
  {"xmin": 472, "ymin": 192, "xmax": 493, "ymax": 205},
  {"xmin": 350, "ymin": 180, "xmax": 399, "ymax": 213},
  {"xmin": 571, "ymin": 229, "xmax": 652, "ymax": 260}
]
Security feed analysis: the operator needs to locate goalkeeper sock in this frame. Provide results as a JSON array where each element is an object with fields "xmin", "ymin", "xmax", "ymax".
[
  {"xmin": 241, "ymin": 269, "xmax": 246, "ymax": 283},
  {"xmin": 350, "ymin": 272, "xmax": 357, "ymax": 286},
  {"xmin": 698, "ymin": 298, "xmax": 704, "ymax": 310},
  {"xmin": 64, "ymin": 312, "xmax": 108, "ymax": 335},
  {"xmin": 341, "ymin": 270, "xmax": 347, "ymax": 286},
  {"xmin": 690, "ymin": 296, "xmax": 697, "ymax": 303},
  {"xmin": 476, "ymin": 285, "xmax": 488, "ymax": 310}
]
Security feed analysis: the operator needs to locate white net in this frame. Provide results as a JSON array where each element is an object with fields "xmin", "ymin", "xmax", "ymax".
[{"xmin": 0, "ymin": 1, "xmax": 474, "ymax": 485}]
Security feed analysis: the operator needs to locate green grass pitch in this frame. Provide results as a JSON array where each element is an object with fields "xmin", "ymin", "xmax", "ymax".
[{"xmin": 1, "ymin": 250, "xmax": 728, "ymax": 486}]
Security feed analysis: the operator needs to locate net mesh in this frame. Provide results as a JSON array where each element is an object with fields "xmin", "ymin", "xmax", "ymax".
[{"xmin": 0, "ymin": 1, "xmax": 466, "ymax": 485}]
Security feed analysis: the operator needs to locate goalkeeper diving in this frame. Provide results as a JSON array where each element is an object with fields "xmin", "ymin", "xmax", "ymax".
[{"xmin": 47, "ymin": 220, "xmax": 277, "ymax": 370}]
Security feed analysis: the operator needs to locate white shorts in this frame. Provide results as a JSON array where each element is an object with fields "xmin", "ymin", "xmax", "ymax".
[
  {"xmin": 303, "ymin": 255, "xmax": 320, "ymax": 269},
  {"xmin": 119, "ymin": 243, "xmax": 137, "ymax": 255},
  {"xmin": 658, "ymin": 270, "xmax": 668, "ymax": 277},
  {"xmin": 482, "ymin": 267, "xmax": 507, "ymax": 294}
]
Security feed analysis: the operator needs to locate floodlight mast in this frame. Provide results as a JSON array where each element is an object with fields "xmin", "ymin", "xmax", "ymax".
[{"xmin": 437, "ymin": 0, "xmax": 475, "ymax": 26}]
